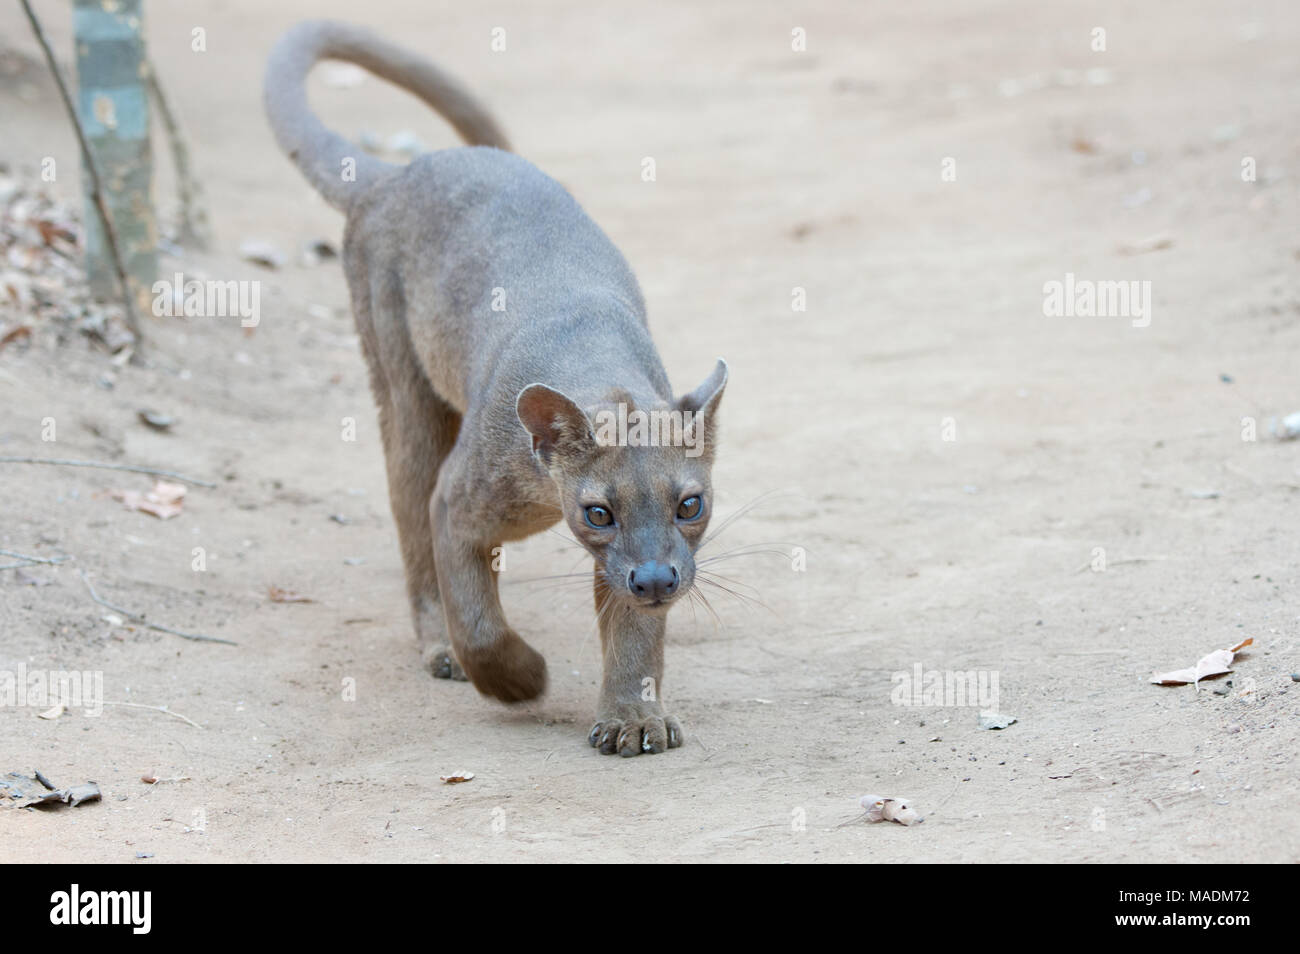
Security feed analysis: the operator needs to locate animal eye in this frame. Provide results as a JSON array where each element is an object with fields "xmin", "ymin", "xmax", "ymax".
[
  {"xmin": 677, "ymin": 496, "xmax": 703, "ymax": 521},
  {"xmin": 584, "ymin": 505, "xmax": 614, "ymax": 528}
]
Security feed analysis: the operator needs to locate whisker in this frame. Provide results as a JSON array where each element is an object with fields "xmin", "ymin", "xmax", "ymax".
[
  {"xmin": 699, "ymin": 488, "xmax": 799, "ymax": 550},
  {"xmin": 698, "ymin": 544, "xmax": 799, "ymax": 566},
  {"xmin": 684, "ymin": 587, "xmax": 702, "ymax": 629},
  {"xmin": 696, "ymin": 575, "xmax": 773, "ymax": 614},
  {"xmin": 695, "ymin": 567, "xmax": 759, "ymax": 593},
  {"xmin": 695, "ymin": 572, "xmax": 758, "ymax": 600},
  {"xmin": 503, "ymin": 543, "xmax": 592, "ymax": 589},
  {"xmin": 691, "ymin": 586, "xmax": 724, "ymax": 631},
  {"xmin": 506, "ymin": 570, "xmax": 594, "ymax": 585},
  {"xmin": 544, "ymin": 526, "xmax": 586, "ymax": 552}
]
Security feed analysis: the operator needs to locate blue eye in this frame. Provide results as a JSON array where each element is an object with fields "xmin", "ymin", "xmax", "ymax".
[
  {"xmin": 677, "ymin": 496, "xmax": 703, "ymax": 520},
  {"xmin": 585, "ymin": 505, "xmax": 614, "ymax": 528}
]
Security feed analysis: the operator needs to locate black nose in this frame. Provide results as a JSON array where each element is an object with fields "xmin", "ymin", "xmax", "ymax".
[{"xmin": 628, "ymin": 561, "xmax": 679, "ymax": 601}]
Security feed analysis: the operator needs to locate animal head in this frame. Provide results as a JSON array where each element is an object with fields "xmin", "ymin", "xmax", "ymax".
[{"xmin": 516, "ymin": 359, "xmax": 728, "ymax": 613}]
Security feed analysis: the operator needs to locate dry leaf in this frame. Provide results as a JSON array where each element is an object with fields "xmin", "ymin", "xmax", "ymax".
[
  {"xmin": 268, "ymin": 586, "xmax": 313, "ymax": 604},
  {"xmin": 38, "ymin": 704, "xmax": 65, "ymax": 720},
  {"xmin": 978, "ymin": 712, "xmax": 1017, "ymax": 730},
  {"xmin": 1150, "ymin": 637, "xmax": 1253, "ymax": 686},
  {"xmin": 440, "ymin": 771, "xmax": 474, "ymax": 784},
  {"xmin": 35, "ymin": 218, "xmax": 75, "ymax": 247},
  {"xmin": 0, "ymin": 325, "xmax": 32, "ymax": 351},
  {"xmin": 860, "ymin": 794, "xmax": 923, "ymax": 826},
  {"xmin": 22, "ymin": 780, "xmax": 100, "ymax": 809},
  {"xmin": 110, "ymin": 480, "xmax": 187, "ymax": 519}
]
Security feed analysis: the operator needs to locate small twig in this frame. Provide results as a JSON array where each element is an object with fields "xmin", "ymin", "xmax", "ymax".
[
  {"xmin": 102, "ymin": 701, "xmax": 202, "ymax": 729},
  {"xmin": 0, "ymin": 548, "xmax": 73, "ymax": 572},
  {"xmin": 81, "ymin": 571, "xmax": 237, "ymax": 646},
  {"xmin": 733, "ymin": 822, "xmax": 792, "ymax": 833},
  {"xmin": 0, "ymin": 456, "xmax": 216, "ymax": 488},
  {"xmin": 1074, "ymin": 555, "xmax": 1169, "ymax": 574},
  {"xmin": 145, "ymin": 58, "xmax": 210, "ymax": 249},
  {"xmin": 141, "ymin": 773, "xmax": 192, "ymax": 785},
  {"xmin": 19, "ymin": 0, "xmax": 144, "ymax": 346}
]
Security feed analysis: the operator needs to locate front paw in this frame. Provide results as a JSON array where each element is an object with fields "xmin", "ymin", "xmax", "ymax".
[
  {"xmin": 589, "ymin": 706, "xmax": 683, "ymax": 757},
  {"xmin": 458, "ymin": 629, "xmax": 548, "ymax": 703}
]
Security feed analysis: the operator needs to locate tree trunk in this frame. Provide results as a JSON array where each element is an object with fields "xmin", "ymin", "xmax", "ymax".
[{"xmin": 73, "ymin": 0, "xmax": 155, "ymax": 308}]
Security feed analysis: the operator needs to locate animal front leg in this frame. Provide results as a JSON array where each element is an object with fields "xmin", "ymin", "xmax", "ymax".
[
  {"xmin": 589, "ymin": 574, "xmax": 683, "ymax": 757},
  {"xmin": 431, "ymin": 492, "xmax": 547, "ymax": 703}
]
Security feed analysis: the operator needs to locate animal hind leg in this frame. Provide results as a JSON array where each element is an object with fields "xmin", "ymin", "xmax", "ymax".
[
  {"xmin": 358, "ymin": 262, "xmax": 466, "ymax": 680},
  {"xmin": 377, "ymin": 379, "xmax": 466, "ymax": 679}
]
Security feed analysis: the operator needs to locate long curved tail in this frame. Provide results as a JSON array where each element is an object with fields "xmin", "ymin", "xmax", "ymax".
[{"xmin": 263, "ymin": 20, "xmax": 511, "ymax": 210}]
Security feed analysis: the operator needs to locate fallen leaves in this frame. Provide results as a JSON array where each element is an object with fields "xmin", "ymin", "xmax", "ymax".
[
  {"xmin": 0, "ymin": 324, "xmax": 31, "ymax": 351},
  {"xmin": 1150, "ymin": 637, "xmax": 1253, "ymax": 686},
  {"xmin": 978, "ymin": 712, "xmax": 1018, "ymax": 730},
  {"xmin": 28, "ymin": 781, "xmax": 100, "ymax": 808},
  {"xmin": 0, "ymin": 173, "xmax": 135, "ymax": 354},
  {"xmin": 1, "ymin": 771, "xmax": 100, "ymax": 809},
  {"xmin": 860, "ymin": 794, "xmax": 923, "ymax": 826},
  {"xmin": 109, "ymin": 480, "xmax": 187, "ymax": 519},
  {"xmin": 440, "ymin": 771, "xmax": 474, "ymax": 784},
  {"xmin": 268, "ymin": 586, "xmax": 313, "ymax": 604}
]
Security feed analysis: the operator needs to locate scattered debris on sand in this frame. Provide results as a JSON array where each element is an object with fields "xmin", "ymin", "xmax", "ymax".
[
  {"xmin": 1, "ymin": 770, "xmax": 101, "ymax": 809},
  {"xmin": 109, "ymin": 479, "xmax": 187, "ymax": 519},
  {"xmin": 0, "ymin": 173, "xmax": 134, "ymax": 353},
  {"xmin": 979, "ymin": 712, "xmax": 1018, "ymax": 730},
  {"xmin": 859, "ymin": 794, "xmax": 923, "ymax": 826},
  {"xmin": 1150, "ymin": 637, "xmax": 1253, "ymax": 687}
]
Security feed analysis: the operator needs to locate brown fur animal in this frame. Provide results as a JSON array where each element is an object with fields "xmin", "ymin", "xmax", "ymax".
[{"xmin": 265, "ymin": 21, "xmax": 727, "ymax": 756}]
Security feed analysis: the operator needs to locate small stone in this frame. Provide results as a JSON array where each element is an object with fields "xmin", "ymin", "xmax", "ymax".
[
  {"xmin": 239, "ymin": 239, "xmax": 286, "ymax": 270},
  {"xmin": 137, "ymin": 409, "xmax": 174, "ymax": 431}
]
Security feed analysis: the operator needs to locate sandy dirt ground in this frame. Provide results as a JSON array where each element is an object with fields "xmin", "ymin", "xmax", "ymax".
[{"xmin": 1, "ymin": 0, "xmax": 1297, "ymax": 863}]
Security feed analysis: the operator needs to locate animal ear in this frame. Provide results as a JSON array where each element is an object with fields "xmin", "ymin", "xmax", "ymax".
[
  {"xmin": 516, "ymin": 384, "xmax": 594, "ymax": 465},
  {"xmin": 676, "ymin": 358, "xmax": 728, "ymax": 455},
  {"xmin": 677, "ymin": 358, "xmax": 728, "ymax": 416}
]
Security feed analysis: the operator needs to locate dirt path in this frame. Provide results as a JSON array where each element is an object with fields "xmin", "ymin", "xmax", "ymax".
[{"xmin": 2, "ymin": 0, "xmax": 1297, "ymax": 862}]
